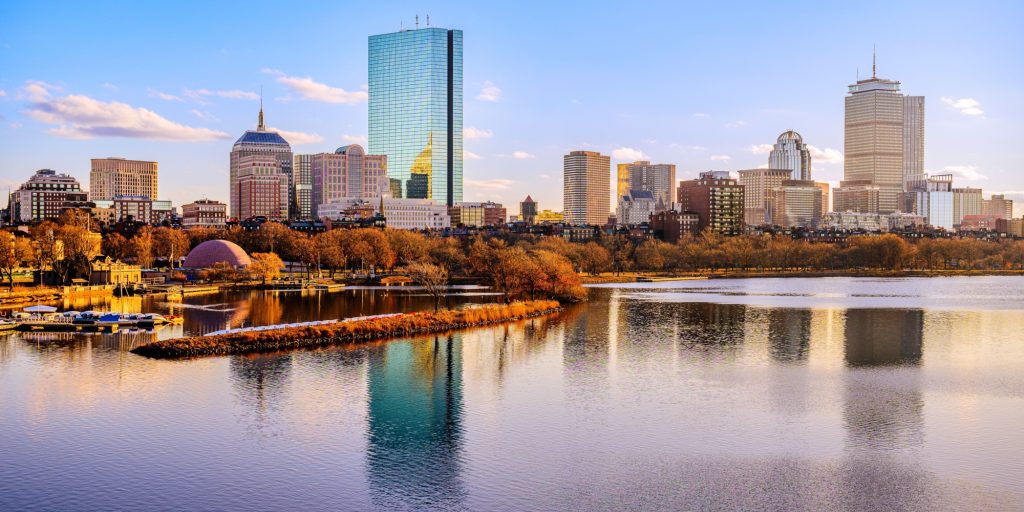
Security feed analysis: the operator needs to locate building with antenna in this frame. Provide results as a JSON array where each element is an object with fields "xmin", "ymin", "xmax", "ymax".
[{"xmin": 229, "ymin": 104, "xmax": 293, "ymax": 220}]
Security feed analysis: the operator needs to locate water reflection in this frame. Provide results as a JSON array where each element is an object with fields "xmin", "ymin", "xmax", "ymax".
[
  {"xmin": 230, "ymin": 353, "xmax": 293, "ymax": 433},
  {"xmin": 767, "ymin": 309, "xmax": 812, "ymax": 362},
  {"xmin": 844, "ymin": 309, "xmax": 924, "ymax": 367}
]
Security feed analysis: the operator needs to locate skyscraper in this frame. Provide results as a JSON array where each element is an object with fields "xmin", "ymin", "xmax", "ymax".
[
  {"xmin": 838, "ymin": 52, "xmax": 924, "ymax": 214},
  {"xmin": 563, "ymin": 150, "xmax": 610, "ymax": 225},
  {"xmin": 230, "ymin": 106, "xmax": 293, "ymax": 220},
  {"xmin": 292, "ymin": 154, "xmax": 314, "ymax": 219},
  {"xmin": 768, "ymin": 130, "xmax": 812, "ymax": 181},
  {"xmin": 309, "ymin": 144, "xmax": 388, "ymax": 217},
  {"xmin": 90, "ymin": 158, "xmax": 158, "ymax": 201},
  {"xmin": 369, "ymin": 26, "xmax": 463, "ymax": 206},
  {"xmin": 677, "ymin": 171, "xmax": 744, "ymax": 236},
  {"xmin": 616, "ymin": 161, "xmax": 677, "ymax": 211},
  {"xmin": 737, "ymin": 168, "xmax": 790, "ymax": 226}
]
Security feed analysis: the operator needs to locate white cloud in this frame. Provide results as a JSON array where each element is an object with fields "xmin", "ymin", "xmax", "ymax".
[
  {"xmin": 262, "ymin": 68, "xmax": 366, "ymax": 104},
  {"xmin": 190, "ymin": 109, "xmax": 218, "ymax": 122},
  {"xmin": 20, "ymin": 81, "xmax": 60, "ymax": 102},
  {"xmin": 101, "ymin": 82, "xmax": 118, "ymax": 91},
  {"xmin": 465, "ymin": 178, "xmax": 515, "ymax": 190},
  {"xmin": 477, "ymin": 80, "xmax": 501, "ymax": 102},
  {"xmin": 342, "ymin": 134, "xmax": 367, "ymax": 145},
  {"xmin": 267, "ymin": 126, "xmax": 323, "ymax": 145},
  {"xmin": 807, "ymin": 145, "xmax": 844, "ymax": 164},
  {"xmin": 464, "ymin": 150, "xmax": 482, "ymax": 160},
  {"xmin": 23, "ymin": 82, "xmax": 229, "ymax": 141},
  {"xmin": 710, "ymin": 155, "xmax": 731, "ymax": 161},
  {"xmin": 692, "ymin": 112, "xmax": 710, "ymax": 118},
  {"xmin": 184, "ymin": 88, "xmax": 259, "ymax": 101},
  {"xmin": 749, "ymin": 143, "xmax": 773, "ymax": 155},
  {"xmin": 612, "ymin": 147, "xmax": 648, "ymax": 161},
  {"xmin": 463, "ymin": 126, "xmax": 493, "ymax": 140},
  {"xmin": 725, "ymin": 120, "xmax": 747, "ymax": 128},
  {"xmin": 512, "ymin": 151, "xmax": 535, "ymax": 160},
  {"xmin": 941, "ymin": 97, "xmax": 985, "ymax": 117},
  {"xmin": 938, "ymin": 165, "xmax": 988, "ymax": 181},
  {"xmin": 149, "ymin": 88, "xmax": 183, "ymax": 102}
]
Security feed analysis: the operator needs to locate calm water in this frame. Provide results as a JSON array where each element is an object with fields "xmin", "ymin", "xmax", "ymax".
[{"xmin": 1, "ymin": 277, "xmax": 1023, "ymax": 511}]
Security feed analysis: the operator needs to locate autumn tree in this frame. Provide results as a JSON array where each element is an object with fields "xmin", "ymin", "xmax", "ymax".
[
  {"xmin": 153, "ymin": 227, "xmax": 190, "ymax": 269},
  {"xmin": 248, "ymin": 252, "xmax": 284, "ymax": 284},
  {"xmin": 102, "ymin": 232, "xmax": 131, "ymax": 262},
  {"xmin": 532, "ymin": 249, "xmax": 586, "ymax": 302},
  {"xmin": 349, "ymin": 229, "xmax": 395, "ymax": 273},
  {"xmin": 428, "ymin": 237, "xmax": 467, "ymax": 276},
  {"xmin": 319, "ymin": 230, "xmax": 350, "ymax": 276},
  {"xmin": 405, "ymin": 261, "xmax": 450, "ymax": 311},
  {"xmin": 387, "ymin": 229, "xmax": 430, "ymax": 267},
  {"xmin": 29, "ymin": 221, "xmax": 59, "ymax": 285},
  {"xmin": 577, "ymin": 242, "xmax": 611, "ymax": 275},
  {"xmin": 0, "ymin": 232, "xmax": 31, "ymax": 291},
  {"xmin": 131, "ymin": 227, "xmax": 155, "ymax": 268},
  {"xmin": 635, "ymin": 239, "xmax": 667, "ymax": 271}
]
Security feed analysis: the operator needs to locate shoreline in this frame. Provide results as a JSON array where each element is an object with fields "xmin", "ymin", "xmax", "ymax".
[
  {"xmin": 581, "ymin": 269, "xmax": 1024, "ymax": 284},
  {"xmin": 131, "ymin": 300, "xmax": 563, "ymax": 359}
]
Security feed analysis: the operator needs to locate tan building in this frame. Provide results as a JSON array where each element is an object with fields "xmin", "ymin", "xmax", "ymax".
[
  {"xmin": 677, "ymin": 171, "xmax": 744, "ymax": 236},
  {"xmin": 90, "ymin": 158, "xmax": 158, "ymax": 201},
  {"xmin": 564, "ymin": 151, "xmax": 610, "ymax": 225},
  {"xmin": 230, "ymin": 107, "xmax": 293, "ymax": 220},
  {"xmin": 816, "ymin": 182, "xmax": 831, "ymax": 217},
  {"xmin": 236, "ymin": 154, "xmax": 289, "ymax": 220},
  {"xmin": 952, "ymin": 187, "xmax": 983, "ymax": 225},
  {"xmin": 982, "ymin": 194, "xmax": 1014, "ymax": 220},
  {"xmin": 616, "ymin": 161, "xmax": 676, "ymax": 211},
  {"xmin": 737, "ymin": 168, "xmax": 790, "ymax": 226},
  {"xmin": 450, "ymin": 201, "xmax": 506, "ymax": 227},
  {"xmin": 770, "ymin": 180, "xmax": 823, "ymax": 228},
  {"xmin": 536, "ymin": 210, "xmax": 564, "ymax": 223},
  {"xmin": 833, "ymin": 180, "xmax": 882, "ymax": 213},
  {"xmin": 182, "ymin": 199, "xmax": 227, "ymax": 228}
]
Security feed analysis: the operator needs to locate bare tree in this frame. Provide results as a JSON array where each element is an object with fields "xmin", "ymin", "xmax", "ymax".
[{"xmin": 405, "ymin": 261, "xmax": 449, "ymax": 311}]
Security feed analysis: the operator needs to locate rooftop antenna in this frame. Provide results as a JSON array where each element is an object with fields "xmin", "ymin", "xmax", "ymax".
[
  {"xmin": 415, "ymin": 14, "xmax": 419, "ymax": 29},
  {"xmin": 257, "ymin": 85, "xmax": 265, "ymax": 131},
  {"xmin": 872, "ymin": 44, "xmax": 877, "ymax": 78},
  {"xmin": 426, "ymin": 14, "xmax": 430, "ymax": 27}
]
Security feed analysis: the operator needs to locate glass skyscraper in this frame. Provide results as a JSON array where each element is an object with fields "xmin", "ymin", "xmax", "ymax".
[{"xmin": 369, "ymin": 27, "xmax": 463, "ymax": 206}]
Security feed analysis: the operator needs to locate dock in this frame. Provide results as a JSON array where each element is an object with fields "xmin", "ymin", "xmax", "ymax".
[{"xmin": 16, "ymin": 322, "xmax": 119, "ymax": 333}]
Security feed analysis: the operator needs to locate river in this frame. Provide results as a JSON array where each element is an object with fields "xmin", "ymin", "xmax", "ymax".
[{"xmin": 1, "ymin": 277, "xmax": 1022, "ymax": 511}]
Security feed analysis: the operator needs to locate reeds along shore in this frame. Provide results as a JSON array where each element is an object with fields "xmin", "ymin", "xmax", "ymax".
[{"xmin": 131, "ymin": 300, "xmax": 563, "ymax": 359}]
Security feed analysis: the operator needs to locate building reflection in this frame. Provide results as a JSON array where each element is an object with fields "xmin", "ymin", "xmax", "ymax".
[
  {"xmin": 843, "ymin": 309, "xmax": 923, "ymax": 367},
  {"xmin": 366, "ymin": 334, "xmax": 465, "ymax": 510},
  {"xmin": 766, "ymin": 309, "xmax": 812, "ymax": 363},
  {"xmin": 230, "ymin": 352, "xmax": 292, "ymax": 432}
]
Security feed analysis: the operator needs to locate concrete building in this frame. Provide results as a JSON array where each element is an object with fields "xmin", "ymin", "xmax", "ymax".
[
  {"xmin": 369, "ymin": 27, "xmax": 462, "ymax": 206},
  {"xmin": 310, "ymin": 145, "xmax": 388, "ymax": 217},
  {"xmin": 833, "ymin": 180, "xmax": 882, "ymax": 214},
  {"xmin": 822, "ymin": 211, "xmax": 925, "ymax": 231},
  {"xmin": 230, "ymin": 106, "xmax": 293, "ymax": 220},
  {"xmin": 182, "ymin": 199, "xmax": 227, "ymax": 228},
  {"xmin": 999, "ymin": 218, "xmax": 1024, "ymax": 237},
  {"xmin": 902, "ymin": 174, "xmax": 953, "ymax": 230},
  {"xmin": 840, "ymin": 54, "xmax": 924, "ymax": 213},
  {"xmin": 958, "ymin": 215, "xmax": 1000, "ymax": 232},
  {"xmin": 982, "ymin": 194, "xmax": 1014, "ymax": 220},
  {"xmin": 90, "ymin": 158, "xmax": 158, "ymax": 201},
  {"xmin": 450, "ymin": 201, "xmax": 506, "ymax": 227},
  {"xmin": 235, "ymin": 154, "xmax": 289, "ymax": 221},
  {"xmin": 952, "ymin": 187, "xmax": 983, "ymax": 226},
  {"xmin": 111, "ymin": 195, "xmax": 153, "ymax": 224},
  {"xmin": 318, "ymin": 197, "xmax": 450, "ymax": 230},
  {"xmin": 677, "ymin": 171, "xmax": 744, "ymax": 236},
  {"xmin": 12, "ymin": 169, "xmax": 89, "ymax": 222},
  {"xmin": 650, "ymin": 209, "xmax": 700, "ymax": 243},
  {"xmin": 563, "ymin": 150, "xmax": 610, "ymax": 225},
  {"xmin": 291, "ymin": 154, "xmax": 314, "ymax": 220},
  {"xmin": 770, "ymin": 180, "xmax": 823, "ymax": 228},
  {"xmin": 816, "ymin": 182, "xmax": 831, "ymax": 216},
  {"xmin": 615, "ymin": 161, "xmax": 676, "ymax": 211},
  {"xmin": 520, "ymin": 195, "xmax": 538, "ymax": 224},
  {"xmin": 737, "ymin": 168, "xmax": 790, "ymax": 226},
  {"xmin": 769, "ymin": 131, "xmax": 812, "ymax": 180},
  {"xmin": 616, "ymin": 189, "xmax": 657, "ymax": 226}
]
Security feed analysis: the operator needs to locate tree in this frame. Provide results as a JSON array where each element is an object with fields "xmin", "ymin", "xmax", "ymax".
[
  {"xmin": 102, "ymin": 232, "xmax": 131, "ymax": 261},
  {"xmin": 29, "ymin": 221, "xmax": 59, "ymax": 285},
  {"xmin": 405, "ymin": 261, "xmax": 450, "ymax": 311},
  {"xmin": 577, "ymin": 242, "xmax": 611, "ymax": 275},
  {"xmin": 387, "ymin": 229, "xmax": 430, "ymax": 267},
  {"xmin": 428, "ymin": 237, "xmax": 467, "ymax": 276},
  {"xmin": 0, "ymin": 232, "xmax": 31, "ymax": 291},
  {"xmin": 52, "ymin": 224, "xmax": 99, "ymax": 284},
  {"xmin": 349, "ymin": 229, "xmax": 395, "ymax": 273},
  {"xmin": 532, "ymin": 249, "xmax": 586, "ymax": 302},
  {"xmin": 635, "ymin": 239, "xmax": 667, "ymax": 271},
  {"xmin": 248, "ymin": 252, "xmax": 284, "ymax": 284},
  {"xmin": 131, "ymin": 227, "xmax": 155, "ymax": 268},
  {"xmin": 319, "ymin": 230, "xmax": 349, "ymax": 276},
  {"xmin": 153, "ymin": 227, "xmax": 190, "ymax": 269}
]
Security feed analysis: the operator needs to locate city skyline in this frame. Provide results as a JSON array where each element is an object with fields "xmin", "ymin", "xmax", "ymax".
[{"xmin": 0, "ymin": 1, "xmax": 1021, "ymax": 217}]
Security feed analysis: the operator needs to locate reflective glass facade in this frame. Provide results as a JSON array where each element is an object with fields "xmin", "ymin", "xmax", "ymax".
[{"xmin": 369, "ymin": 27, "xmax": 462, "ymax": 206}]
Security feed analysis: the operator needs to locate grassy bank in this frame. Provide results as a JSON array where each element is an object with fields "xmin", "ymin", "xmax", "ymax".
[
  {"xmin": 581, "ymin": 268, "xmax": 1024, "ymax": 284},
  {"xmin": 131, "ymin": 300, "xmax": 562, "ymax": 359}
]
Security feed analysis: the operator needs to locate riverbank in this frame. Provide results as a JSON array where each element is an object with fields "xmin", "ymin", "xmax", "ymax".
[
  {"xmin": 131, "ymin": 300, "xmax": 562, "ymax": 359},
  {"xmin": 581, "ymin": 268, "xmax": 1024, "ymax": 284}
]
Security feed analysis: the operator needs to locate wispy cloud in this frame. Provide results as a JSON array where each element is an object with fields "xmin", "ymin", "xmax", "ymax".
[
  {"xmin": 267, "ymin": 126, "xmax": 323, "ymax": 145},
  {"xmin": 477, "ymin": 80, "xmax": 501, "ymax": 102},
  {"xmin": 512, "ymin": 151, "xmax": 535, "ymax": 160},
  {"xmin": 262, "ymin": 68, "xmax": 366, "ymax": 104},
  {"xmin": 465, "ymin": 178, "xmax": 515, "ymax": 190},
  {"xmin": 710, "ymin": 155, "xmax": 731, "ymax": 161},
  {"xmin": 464, "ymin": 150, "xmax": 482, "ymax": 160},
  {"xmin": 938, "ymin": 165, "xmax": 987, "ymax": 181},
  {"xmin": 808, "ymin": 145, "xmax": 844, "ymax": 164},
  {"xmin": 941, "ymin": 96, "xmax": 984, "ymax": 117},
  {"xmin": 101, "ymin": 82, "xmax": 118, "ymax": 91},
  {"xmin": 0, "ymin": 89, "xmax": 7, "ymax": 97},
  {"xmin": 149, "ymin": 88, "xmax": 183, "ymax": 102},
  {"xmin": 749, "ymin": 143, "xmax": 773, "ymax": 155},
  {"xmin": 23, "ymin": 81, "xmax": 228, "ymax": 141},
  {"xmin": 342, "ymin": 134, "xmax": 367, "ymax": 145},
  {"xmin": 612, "ymin": 147, "xmax": 648, "ymax": 160},
  {"xmin": 20, "ymin": 80, "xmax": 60, "ymax": 102},
  {"xmin": 184, "ymin": 88, "xmax": 259, "ymax": 101},
  {"xmin": 463, "ymin": 126, "xmax": 493, "ymax": 140},
  {"xmin": 692, "ymin": 112, "xmax": 710, "ymax": 118},
  {"xmin": 725, "ymin": 120, "xmax": 747, "ymax": 128},
  {"xmin": 190, "ymin": 109, "xmax": 218, "ymax": 122}
]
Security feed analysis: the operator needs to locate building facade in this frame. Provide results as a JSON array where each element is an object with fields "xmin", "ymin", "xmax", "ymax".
[
  {"xmin": 616, "ymin": 189, "xmax": 657, "ymax": 226},
  {"xmin": 292, "ymin": 154, "xmax": 314, "ymax": 220},
  {"xmin": 12, "ymin": 169, "xmax": 89, "ymax": 222},
  {"xmin": 770, "ymin": 180, "xmax": 823, "ymax": 228},
  {"xmin": 318, "ymin": 197, "xmax": 450, "ymax": 230},
  {"xmin": 235, "ymin": 154, "xmax": 289, "ymax": 221},
  {"xmin": 822, "ymin": 211, "xmax": 925, "ymax": 231},
  {"xmin": 563, "ymin": 150, "xmax": 611, "ymax": 225},
  {"xmin": 903, "ymin": 174, "xmax": 953, "ymax": 230},
  {"xmin": 952, "ymin": 187, "xmax": 983, "ymax": 226},
  {"xmin": 650, "ymin": 209, "xmax": 701, "ymax": 243},
  {"xmin": 520, "ymin": 195, "xmax": 538, "ymax": 224},
  {"xmin": 89, "ymin": 158, "xmax": 158, "ymax": 201},
  {"xmin": 768, "ymin": 131, "xmax": 812, "ymax": 181},
  {"xmin": 369, "ymin": 27, "xmax": 463, "ymax": 206},
  {"xmin": 230, "ymin": 107, "xmax": 293, "ymax": 220},
  {"xmin": 982, "ymin": 194, "xmax": 1014, "ymax": 220},
  {"xmin": 816, "ymin": 182, "xmax": 831, "ymax": 216},
  {"xmin": 310, "ymin": 145, "xmax": 388, "ymax": 217},
  {"xmin": 677, "ymin": 171, "xmax": 744, "ymax": 236},
  {"xmin": 450, "ymin": 201, "xmax": 506, "ymax": 227},
  {"xmin": 833, "ymin": 180, "xmax": 882, "ymax": 214},
  {"xmin": 737, "ymin": 168, "xmax": 790, "ymax": 226},
  {"xmin": 182, "ymin": 199, "xmax": 227, "ymax": 228},
  {"xmin": 616, "ymin": 161, "xmax": 676, "ymax": 211}
]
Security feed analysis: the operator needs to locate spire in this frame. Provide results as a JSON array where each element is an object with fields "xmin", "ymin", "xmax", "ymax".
[
  {"xmin": 872, "ymin": 44, "xmax": 877, "ymax": 79},
  {"xmin": 379, "ymin": 195, "xmax": 385, "ymax": 215},
  {"xmin": 257, "ymin": 86, "xmax": 265, "ymax": 131}
]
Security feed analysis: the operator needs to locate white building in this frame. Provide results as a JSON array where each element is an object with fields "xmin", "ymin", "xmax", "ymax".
[
  {"xmin": 318, "ymin": 197, "xmax": 450, "ymax": 230},
  {"xmin": 768, "ymin": 130, "xmax": 812, "ymax": 181},
  {"xmin": 822, "ymin": 211, "xmax": 926, "ymax": 231},
  {"xmin": 903, "ymin": 174, "xmax": 953, "ymax": 230},
  {"xmin": 616, "ymin": 190, "xmax": 656, "ymax": 226}
]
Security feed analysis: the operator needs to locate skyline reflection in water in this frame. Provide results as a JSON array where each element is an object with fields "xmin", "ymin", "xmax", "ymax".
[{"xmin": 1, "ymin": 277, "xmax": 1023, "ymax": 511}]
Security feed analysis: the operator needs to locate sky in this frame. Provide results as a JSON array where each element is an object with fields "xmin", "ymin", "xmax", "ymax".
[{"xmin": 1, "ymin": 0, "xmax": 1022, "ymax": 216}]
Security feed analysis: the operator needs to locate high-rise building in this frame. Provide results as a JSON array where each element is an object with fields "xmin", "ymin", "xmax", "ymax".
[
  {"xmin": 677, "ymin": 171, "xmax": 744, "ymax": 236},
  {"xmin": 90, "ymin": 158, "xmax": 158, "ymax": 201},
  {"xmin": 450, "ymin": 201, "xmax": 506, "ymax": 227},
  {"xmin": 616, "ymin": 161, "xmax": 676, "ymax": 211},
  {"xmin": 182, "ymin": 199, "xmax": 227, "ymax": 228},
  {"xmin": 230, "ymin": 106, "xmax": 293, "ymax": 220},
  {"xmin": 982, "ymin": 194, "xmax": 1014, "ymax": 220},
  {"xmin": 903, "ymin": 174, "xmax": 953, "ymax": 230},
  {"xmin": 833, "ymin": 180, "xmax": 882, "ymax": 213},
  {"xmin": 12, "ymin": 169, "xmax": 89, "ymax": 222},
  {"xmin": 768, "ymin": 131, "xmax": 812, "ymax": 181},
  {"xmin": 292, "ymin": 154, "xmax": 314, "ymax": 220},
  {"xmin": 839, "ymin": 53, "xmax": 924, "ymax": 213},
  {"xmin": 770, "ymin": 180, "xmax": 823, "ymax": 228},
  {"xmin": 369, "ymin": 27, "xmax": 462, "ymax": 206},
  {"xmin": 235, "ymin": 154, "xmax": 289, "ymax": 221},
  {"xmin": 737, "ymin": 168, "xmax": 790, "ymax": 226},
  {"xmin": 952, "ymin": 187, "xmax": 983, "ymax": 226},
  {"xmin": 520, "ymin": 195, "xmax": 538, "ymax": 224},
  {"xmin": 310, "ymin": 145, "xmax": 388, "ymax": 217},
  {"xmin": 815, "ymin": 182, "xmax": 831, "ymax": 216},
  {"xmin": 616, "ymin": 189, "xmax": 657, "ymax": 226},
  {"xmin": 563, "ymin": 151, "xmax": 610, "ymax": 225}
]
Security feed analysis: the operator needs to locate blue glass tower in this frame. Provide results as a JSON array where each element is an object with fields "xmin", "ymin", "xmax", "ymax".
[{"xmin": 369, "ymin": 27, "xmax": 463, "ymax": 206}]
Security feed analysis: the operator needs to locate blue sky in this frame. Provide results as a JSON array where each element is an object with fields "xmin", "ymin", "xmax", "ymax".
[{"xmin": 1, "ymin": 0, "xmax": 1022, "ymax": 216}]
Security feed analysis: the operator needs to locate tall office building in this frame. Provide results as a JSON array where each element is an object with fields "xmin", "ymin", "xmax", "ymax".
[
  {"xmin": 770, "ymin": 180, "xmax": 823, "ymax": 228},
  {"xmin": 816, "ymin": 182, "xmax": 831, "ymax": 216},
  {"xmin": 292, "ymin": 154, "xmax": 314, "ymax": 219},
  {"xmin": 982, "ymin": 194, "xmax": 1014, "ymax": 220},
  {"xmin": 563, "ymin": 150, "xmax": 610, "ymax": 225},
  {"xmin": 616, "ymin": 161, "xmax": 676, "ymax": 211},
  {"xmin": 903, "ymin": 174, "xmax": 953, "ymax": 230},
  {"xmin": 90, "ymin": 158, "xmax": 158, "ymax": 201},
  {"xmin": 768, "ymin": 131, "xmax": 812, "ymax": 181},
  {"xmin": 369, "ymin": 26, "xmax": 463, "ymax": 206},
  {"xmin": 309, "ymin": 145, "xmax": 388, "ymax": 217},
  {"xmin": 12, "ymin": 169, "xmax": 89, "ymax": 222},
  {"xmin": 952, "ymin": 187, "xmax": 983, "ymax": 225},
  {"xmin": 230, "ymin": 106, "xmax": 293, "ymax": 220},
  {"xmin": 737, "ymin": 168, "xmax": 790, "ymax": 226},
  {"xmin": 235, "ymin": 154, "xmax": 289, "ymax": 221},
  {"xmin": 677, "ymin": 171, "xmax": 744, "ymax": 236},
  {"xmin": 838, "ymin": 53, "xmax": 924, "ymax": 214}
]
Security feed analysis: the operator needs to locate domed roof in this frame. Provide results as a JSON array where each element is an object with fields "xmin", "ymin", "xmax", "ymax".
[
  {"xmin": 777, "ymin": 130, "xmax": 803, "ymax": 143},
  {"xmin": 184, "ymin": 240, "xmax": 252, "ymax": 268}
]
